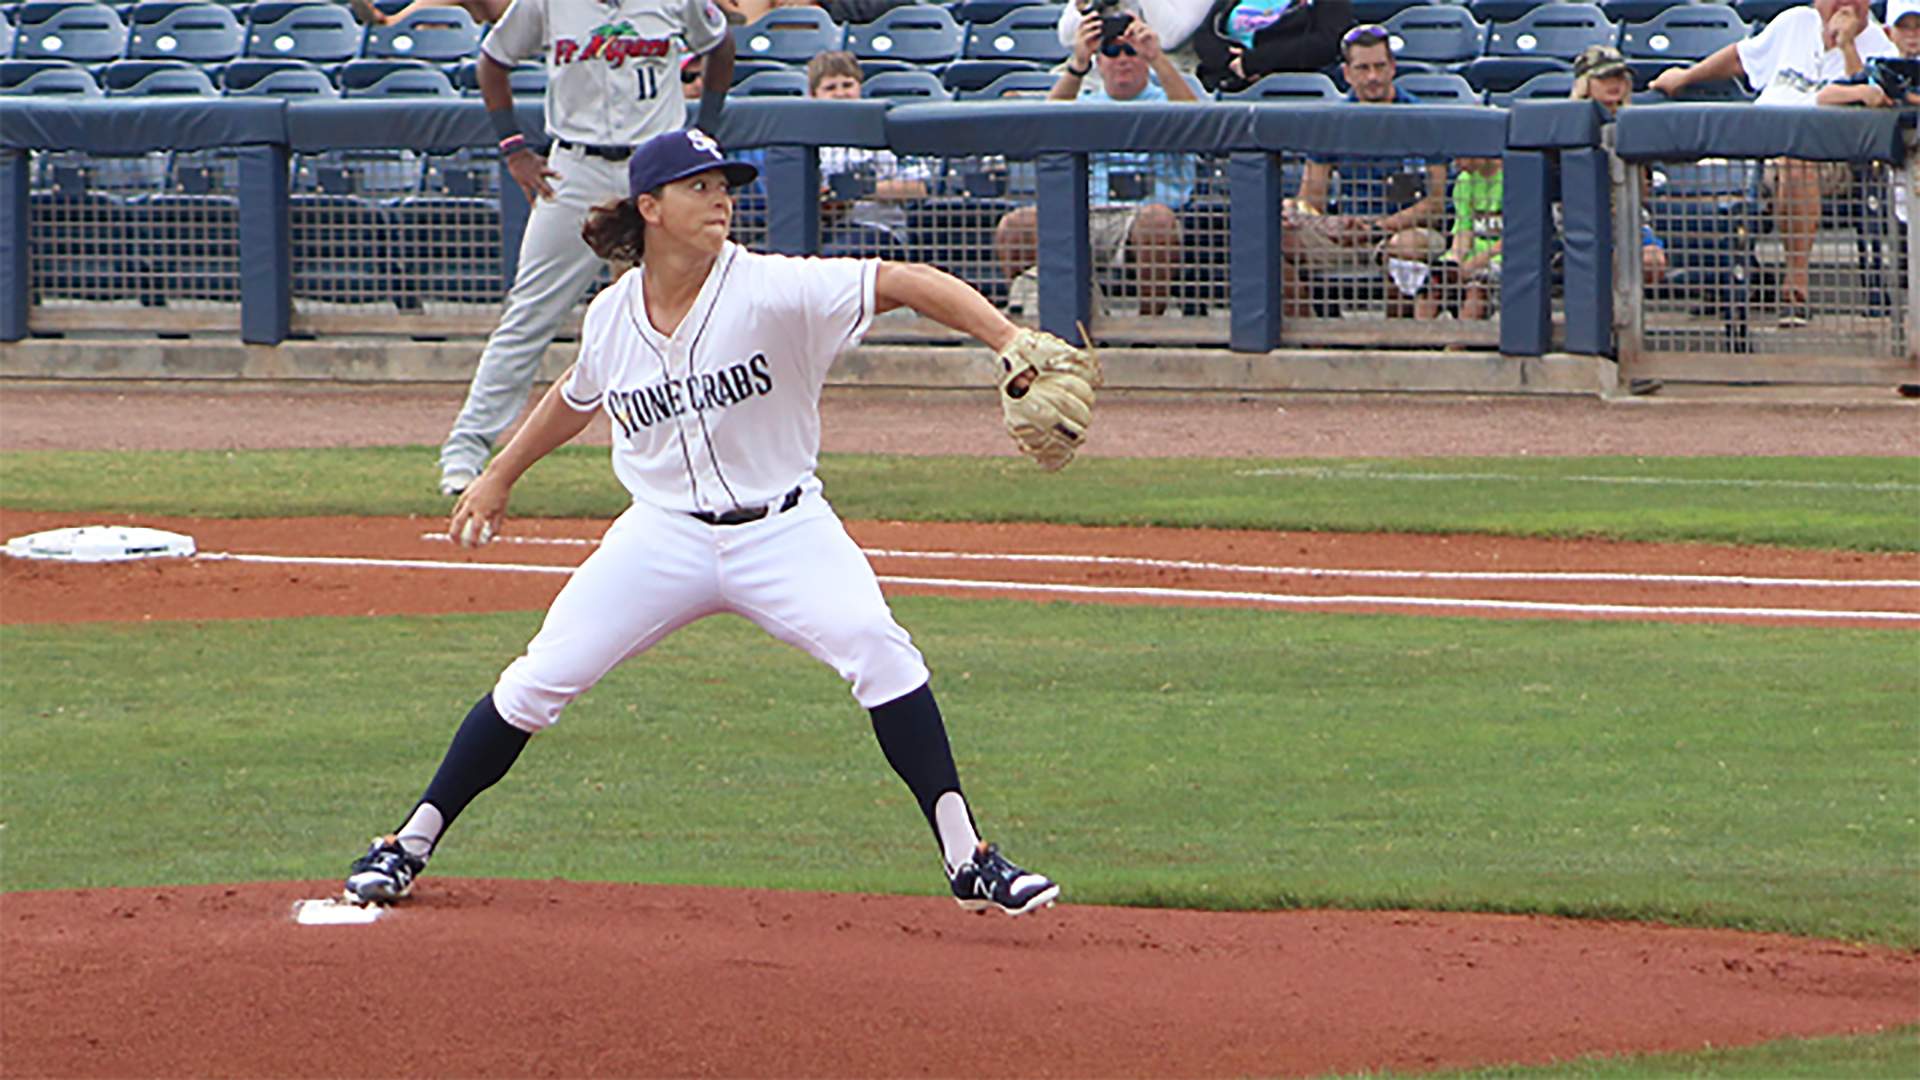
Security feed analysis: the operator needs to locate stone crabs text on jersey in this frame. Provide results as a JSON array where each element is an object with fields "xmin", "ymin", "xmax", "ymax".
[{"xmin": 605, "ymin": 354, "xmax": 774, "ymax": 436}]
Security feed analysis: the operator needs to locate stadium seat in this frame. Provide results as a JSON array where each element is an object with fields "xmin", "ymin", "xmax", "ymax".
[
  {"xmin": 1393, "ymin": 70, "xmax": 1480, "ymax": 103},
  {"xmin": 361, "ymin": 6, "xmax": 483, "ymax": 63},
  {"xmin": 727, "ymin": 58, "xmax": 795, "ymax": 85},
  {"xmin": 730, "ymin": 67, "xmax": 809, "ymax": 96},
  {"xmin": 133, "ymin": 191, "xmax": 242, "ymax": 301},
  {"xmin": 0, "ymin": 61, "xmax": 102, "ymax": 94},
  {"xmin": 956, "ymin": 66, "xmax": 1055, "ymax": 98},
  {"xmin": 225, "ymin": 63, "xmax": 338, "ymax": 94},
  {"xmin": 963, "ymin": 4, "xmax": 1068, "ymax": 63},
  {"xmin": 290, "ymin": 192, "xmax": 400, "ymax": 305},
  {"xmin": 1597, "ymin": 0, "xmax": 1693, "ymax": 23},
  {"xmin": 1486, "ymin": 67, "xmax": 1573, "ymax": 106},
  {"xmin": 338, "ymin": 57, "xmax": 455, "ymax": 96},
  {"xmin": 906, "ymin": 195, "xmax": 1019, "ymax": 301},
  {"xmin": 857, "ymin": 57, "xmax": 915, "ymax": 80},
  {"xmin": 861, "ymin": 67, "xmax": 951, "ymax": 101},
  {"xmin": 732, "ymin": 6, "xmax": 843, "ymax": 64},
  {"xmin": 0, "ymin": 19, "xmax": 13, "ymax": 58},
  {"xmin": 846, "ymin": 4, "xmax": 964, "ymax": 63},
  {"xmin": 389, "ymin": 193, "xmax": 502, "ymax": 304},
  {"xmin": 11, "ymin": 2, "xmax": 130, "ymax": 63},
  {"xmin": 245, "ymin": 1, "xmax": 362, "ymax": 63},
  {"xmin": 1220, "ymin": 71, "xmax": 1343, "ymax": 101},
  {"xmin": 219, "ymin": 55, "xmax": 320, "ymax": 89},
  {"xmin": 948, "ymin": 0, "xmax": 1033, "ymax": 24},
  {"xmin": 1352, "ymin": 0, "xmax": 1432, "ymax": 24},
  {"xmin": 126, "ymin": 3, "xmax": 244, "ymax": 62},
  {"xmin": 939, "ymin": 56, "xmax": 1044, "ymax": 92},
  {"xmin": 1618, "ymin": 5, "xmax": 1748, "ymax": 61},
  {"xmin": 1466, "ymin": 0, "xmax": 1553, "ymax": 23},
  {"xmin": 449, "ymin": 59, "xmax": 546, "ymax": 96},
  {"xmin": 1483, "ymin": 3, "xmax": 1615, "ymax": 59},
  {"xmin": 101, "ymin": 57, "xmax": 215, "ymax": 93},
  {"xmin": 1384, "ymin": 6, "xmax": 1485, "ymax": 65},
  {"xmin": 1458, "ymin": 53, "xmax": 1571, "ymax": 92},
  {"xmin": 1731, "ymin": 0, "xmax": 1804, "ymax": 25}
]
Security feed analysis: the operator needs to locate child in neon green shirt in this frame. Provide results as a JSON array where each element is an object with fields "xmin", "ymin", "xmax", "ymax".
[{"xmin": 1427, "ymin": 157, "xmax": 1503, "ymax": 321}]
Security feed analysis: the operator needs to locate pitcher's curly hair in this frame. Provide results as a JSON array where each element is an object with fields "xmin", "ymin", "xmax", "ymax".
[{"xmin": 582, "ymin": 196, "xmax": 645, "ymax": 264}]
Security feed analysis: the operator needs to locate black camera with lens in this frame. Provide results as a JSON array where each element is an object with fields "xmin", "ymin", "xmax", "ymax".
[
  {"xmin": 1079, "ymin": 0, "xmax": 1134, "ymax": 57},
  {"xmin": 1866, "ymin": 57, "xmax": 1920, "ymax": 102}
]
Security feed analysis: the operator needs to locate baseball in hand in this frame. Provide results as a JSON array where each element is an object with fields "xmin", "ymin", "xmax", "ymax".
[{"xmin": 458, "ymin": 517, "xmax": 495, "ymax": 548}]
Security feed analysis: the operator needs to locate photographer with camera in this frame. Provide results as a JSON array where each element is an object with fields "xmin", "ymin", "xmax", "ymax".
[
  {"xmin": 993, "ymin": 13, "xmax": 1199, "ymax": 319},
  {"xmin": 806, "ymin": 51, "xmax": 932, "ymax": 257},
  {"xmin": 1650, "ymin": 0, "xmax": 1894, "ymax": 326},
  {"xmin": 1191, "ymin": 0, "xmax": 1355, "ymax": 95}
]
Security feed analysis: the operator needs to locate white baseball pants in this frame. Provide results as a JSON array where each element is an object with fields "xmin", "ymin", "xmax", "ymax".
[
  {"xmin": 440, "ymin": 145, "xmax": 629, "ymax": 482},
  {"xmin": 491, "ymin": 487, "xmax": 932, "ymax": 732}
]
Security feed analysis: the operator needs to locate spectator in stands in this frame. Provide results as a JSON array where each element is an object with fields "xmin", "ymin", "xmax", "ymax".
[
  {"xmin": 1426, "ymin": 156, "xmax": 1501, "ymax": 323},
  {"xmin": 1280, "ymin": 24, "xmax": 1447, "ymax": 319},
  {"xmin": 806, "ymin": 50, "xmax": 932, "ymax": 255},
  {"xmin": 993, "ymin": 13, "xmax": 1199, "ymax": 318},
  {"xmin": 731, "ymin": 0, "xmax": 916, "ymax": 26},
  {"xmin": 1650, "ymin": 0, "xmax": 1894, "ymax": 327},
  {"xmin": 681, "ymin": 54, "xmax": 706, "ymax": 100},
  {"xmin": 1571, "ymin": 45, "xmax": 1667, "ymax": 285},
  {"xmin": 348, "ymin": 0, "xmax": 504, "ymax": 27},
  {"xmin": 1819, "ymin": 0, "xmax": 1920, "ymax": 106},
  {"xmin": 1058, "ymin": 0, "xmax": 1218, "ymax": 72},
  {"xmin": 1191, "ymin": 0, "xmax": 1355, "ymax": 95}
]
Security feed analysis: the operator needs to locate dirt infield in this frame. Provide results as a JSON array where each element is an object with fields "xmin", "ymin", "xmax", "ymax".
[{"xmin": 4, "ymin": 384, "xmax": 1917, "ymax": 1076}]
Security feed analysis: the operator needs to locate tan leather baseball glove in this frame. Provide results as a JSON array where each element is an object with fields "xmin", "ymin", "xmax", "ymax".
[{"xmin": 996, "ymin": 328, "xmax": 1102, "ymax": 472}]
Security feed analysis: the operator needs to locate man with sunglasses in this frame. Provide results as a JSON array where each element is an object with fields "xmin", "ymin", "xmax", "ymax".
[
  {"xmin": 1281, "ymin": 24, "xmax": 1448, "ymax": 319},
  {"xmin": 993, "ymin": 13, "xmax": 1200, "ymax": 319}
]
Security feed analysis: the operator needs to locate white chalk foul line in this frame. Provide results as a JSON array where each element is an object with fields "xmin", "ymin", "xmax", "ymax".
[
  {"xmin": 874, "ymin": 575, "xmax": 1920, "ymax": 623},
  {"xmin": 415, "ymin": 534, "xmax": 1920, "ymax": 590},
  {"xmin": 201, "ymin": 552, "xmax": 1919, "ymax": 623},
  {"xmin": 1233, "ymin": 467, "xmax": 1920, "ymax": 493}
]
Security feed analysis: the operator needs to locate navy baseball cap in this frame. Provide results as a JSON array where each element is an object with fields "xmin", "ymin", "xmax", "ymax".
[{"xmin": 627, "ymin": 129, "xmax": 758, "ymax": 198}]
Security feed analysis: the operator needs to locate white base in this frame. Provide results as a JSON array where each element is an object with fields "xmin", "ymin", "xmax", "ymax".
[
  {"xmin": 4, "ymin": 525, "xmax": 196, "ymax": 563},
  {"xmin": 292, "ymin": 898, "xmax": 387, "ymax": 926}
]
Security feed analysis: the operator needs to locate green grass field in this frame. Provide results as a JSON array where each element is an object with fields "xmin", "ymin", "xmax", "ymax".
[{"xmin": 2, "ymin": 448, "xmax": 1916, "ymax": 1077}]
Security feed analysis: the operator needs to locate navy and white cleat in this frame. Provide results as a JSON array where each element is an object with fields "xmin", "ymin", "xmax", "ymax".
[{"xmin": 949, "ymin": 842, "xmax": 1060, "ymax": 916}]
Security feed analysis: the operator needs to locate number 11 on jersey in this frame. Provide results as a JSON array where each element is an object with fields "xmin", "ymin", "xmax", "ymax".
[{"xmin": 637, "ymin": 67, "xmax": 659, "ymax": 101}]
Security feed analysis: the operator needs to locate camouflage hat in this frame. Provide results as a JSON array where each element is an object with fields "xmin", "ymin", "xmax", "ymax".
[{"xmin": 1573, "ymin": 44, "xmax": 1630, "ymax": 80}]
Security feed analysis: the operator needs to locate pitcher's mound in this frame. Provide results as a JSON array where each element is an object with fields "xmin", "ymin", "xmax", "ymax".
[{"xmin": 4, "ymin": 880, "xmax": 1915, "ymax": 1077}]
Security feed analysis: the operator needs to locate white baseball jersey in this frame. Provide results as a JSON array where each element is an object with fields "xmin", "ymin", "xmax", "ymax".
[
  {"xmin": 562, "ymin": 243, "xmax": 879, "ymax": 514},
  {"xmin": 481, "ymin": 0, "xmax": 728, "ymax": 145}
]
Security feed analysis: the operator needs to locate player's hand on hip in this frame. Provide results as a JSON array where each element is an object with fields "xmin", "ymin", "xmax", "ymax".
[
  {"xmin": 508, "ymin": 150, "xmax": 560, "ymax": 203},
  {"xmin": 449, "ymin": 474, "xmax": 509, "ymax": 549}
]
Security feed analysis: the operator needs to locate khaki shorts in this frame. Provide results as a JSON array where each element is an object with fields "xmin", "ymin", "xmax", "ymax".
[
  {"xmin": 1763, "ymin": 158, "xmax": 1853, "ymax": 198},
  {"xmin": 1288, "ymin": 217, "xmax": 1445, "ymax": 270}
]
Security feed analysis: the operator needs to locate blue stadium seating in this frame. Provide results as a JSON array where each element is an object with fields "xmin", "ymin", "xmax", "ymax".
[
  {"xmin": 939, "ymin": 56, "xmax": 1043, "ymax": 91},
  {"xmin": 1393, "ymin": 70, "xmax": 1480, "ymax": 103},
  {"xmin": 1486, "ymin": 67, "xmax": 1574, "ymax": 106},
  {"xmin": 449, "ymin": 59, "xmax": 546, "ymax": 97},
  {"xmin": 1732, "ymin": 0, "xmax": 1805, "ymax": 25},
  {"xmin": 963, "ymin": 4, "xmax": 1067, "ymax": 63},
  {"xmin": 362, "ymin": 6, "xmax": 483, "ymax": 63},
  {"xmin": 1220, "ymin": 71, "xmax": 1343, "ymax": 101},
  {"xmin": 1618, "ymin": 4, "xmax": 1748, "ymax": 61},
  {"xmin": 0, "ymin": 57, "xmax": 101, "ymax": 94},
  {"xmin": 0, "ymin": 19, "xmax": 13, "ymax": 59},
  {"xmin": 218, "ymin": 54, "xmax": 319, "ymax": 89},
  {"xmin": 861, "ymin": 67, "xmax": 951, "ymax": 100},
  {"xmin": 245, "ymin": 1, "xmax": 361, "ymax": 63},
  {"xmin": 134, "ymin": 191, "xmax": 241, "ymax": 301},
  {"xmin": 1458, "ymin": 53, "xmax": 1571, "ymax": 91},
  {"xmin": 338, "ymin": 57, "xmax": 455, "ymax": 96},
  {"xmin": 906, "ymin": 194, "xmax": 1018, "ymax": 300},
  {"xmin": 291, "ymin": 192, "xmax": 401, "ymax": 304},
  {"xmin": 101, "ymin": 57, "xmax": 198, "ymax": 88},
  {"xmin": 126, "ymin": 2, "xmax": 244, "ymax": 62},
  {"xmin": 947, "ymin": 0, "xmax": 1034, "ymax": 25},
  {"xmin": 224, "ymin": 62, "xmax": 338, "ymax": 95},
  {"xmin": 733, "ymin": 6, "xmax": 843, "ymax": 64},
  {"xmin": 955, "ymin": 65, "xmax": 1054, "ymax": 98},
  {"xmin": 730, "ymin": 67, "xmax": 809, "ymax": 96},
  {"xmin": 1598, "ymin": 0, "xmax": 1695, "ymax": 23},
  {"xmin": 390, "ymin": 193, "xmax": 501, "ymax": 304},
  {"xmin": 12, "ymin": 2, "xmax": 129, "ymax": 62},
  {"xmin": 1352, "ymin": 0, "xmax": 1433, "ymax": 24},
  {"xmin": 1467, "ymin": 0, "xmax": 1553, "ymax": 23},
  {"xmin": 857, "ymin": 57, "xmax": 915, "ymax": 79},
  {"xmin": 1384, "ymin": 6, "xmax": 1485, "ymax": 65},
  {"xmin": 846, "ymin": 4, "xmax": 964, "ymax": 63},
  {"xmin": 1484, "ymin": 3, "xmax": 1615, "ymax": 59}
]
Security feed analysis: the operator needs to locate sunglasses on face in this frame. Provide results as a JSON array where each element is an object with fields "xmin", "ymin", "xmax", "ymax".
[
  {"xmin": 680, "ymin": 66, "xmax": 701, "ymax": 84},
  {"xmin": 1342, "ymin": 23, "xmax": 1390, "ymax": 47},
  {"xmin": 1100, "ymin": 41, "xmax": 1137, "ymax": 57}
]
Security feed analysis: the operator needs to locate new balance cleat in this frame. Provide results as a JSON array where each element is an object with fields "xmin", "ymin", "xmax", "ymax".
[
  {"xmin": 344, "ymin": 835, "xmax": 426, "ymax": 905},
  {"xmin": 950, "ymin": 842, "xmax": 1059, "ymax": 916}
]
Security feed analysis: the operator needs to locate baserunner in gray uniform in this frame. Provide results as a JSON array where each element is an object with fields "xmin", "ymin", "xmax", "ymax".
[{"xmin": 438, "ymin": 0, "xmax": 735, "ymax": 495}]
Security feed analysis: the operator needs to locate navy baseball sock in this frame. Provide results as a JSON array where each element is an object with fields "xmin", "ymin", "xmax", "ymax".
[
  {"xmin": 399, "ymin": 693, "xmax": 531, "ymax": 857},
  {"xmin": 869, "ymin": 682, "xmax": 979, "ymax": 871}
]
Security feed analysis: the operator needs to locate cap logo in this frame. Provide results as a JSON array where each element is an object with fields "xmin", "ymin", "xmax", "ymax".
[{"xmin": 687, "ymin": 130, "xmax": 720, "ymax": 158}]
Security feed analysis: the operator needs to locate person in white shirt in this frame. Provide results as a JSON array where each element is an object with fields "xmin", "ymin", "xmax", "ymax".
[
  {"xmin": 805, "ymin": 51, "xmax": 933, "ymax": 254},
  {"xmin": 1650, "ymin": 0, "xmax": 1895, "ymax": 325},
  {"xmin": 343, "ymin": 129, "xmax": 1064, "ymax": 919}
]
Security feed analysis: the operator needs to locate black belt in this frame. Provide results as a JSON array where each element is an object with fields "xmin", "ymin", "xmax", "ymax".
[
  {"xmin": 555, "ymin": 138, "xmax": 633, "ymax": 161},
  {"xmin": 690, "ymin": 486, "xmax": 802, "ymax": 527}
]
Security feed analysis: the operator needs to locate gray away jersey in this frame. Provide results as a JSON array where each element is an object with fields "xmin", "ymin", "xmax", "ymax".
[{"xmin": 482, "ymin": 0, "xmax": 728, "ymax": 146}]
